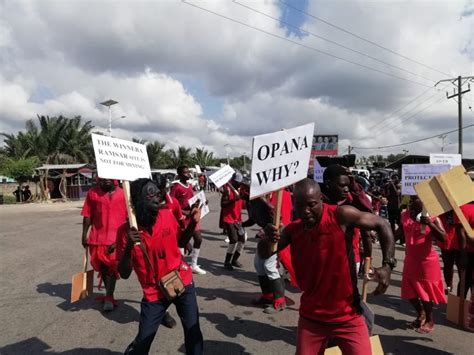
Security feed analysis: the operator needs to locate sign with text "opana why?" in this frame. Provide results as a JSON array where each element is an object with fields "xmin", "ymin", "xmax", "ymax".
[
  {"xmin": 92, "ymin": 133, "xmax": 151, "ymax": 181},
  {"xmin": 250, "ymin": 123, "xmax": 314, "ymax": 199}
]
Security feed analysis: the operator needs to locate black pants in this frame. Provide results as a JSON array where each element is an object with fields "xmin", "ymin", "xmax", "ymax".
[
  {"xmin": 225, "ymin": 223, "xmax": 245, "ymax": 244},
  {"xmin": 125, "ymin": 283, "xmax": 203, "ymax": 355}
]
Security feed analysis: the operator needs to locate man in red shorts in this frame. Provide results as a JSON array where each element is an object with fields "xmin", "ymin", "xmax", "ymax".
[
  {"xmin": 170, "ymin": 166, "xmax": 206, "ymax": 275},
  {"xmin": 81, "ymin": 178, "xmax": 127, "ymax": 311},
  {"xmin": 260, "ymin": 178, "xmax": 395, "ymax": 354}
]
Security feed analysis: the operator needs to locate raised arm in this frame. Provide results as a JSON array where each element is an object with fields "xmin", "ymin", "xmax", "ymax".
[{"xmin": 337, "ymin": 205, "xmax": 395, "ymax": 295}]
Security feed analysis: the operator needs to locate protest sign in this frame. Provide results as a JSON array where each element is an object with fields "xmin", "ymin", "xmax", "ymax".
[
  {"xmin": 313, "ymin": 159, "xmax": 326, "ymax": 183},
  {"xmin": 429, "ymin": 153, "xmax": 462, "ymax": 167},
  {"xmin": 401, "ymin": 164, "xmax": 450, "ymax": 195},
  {"xmin": 189, "ymin": 191, "xmax": 209, "ymax": 219},
  {"xmin": 195, "ymin": 165, "xmax": 202, "ymax": 174},
  {"xmin": 250, "ymin": 123, "xmax": 314, "ymax": 199},
  {"xmin": 209, "ymin": 165, "xmax": 235, "ymax": 189},
  {"xmin": 91, "ymin": 133, "xmax": 151, "ymax": 181}
]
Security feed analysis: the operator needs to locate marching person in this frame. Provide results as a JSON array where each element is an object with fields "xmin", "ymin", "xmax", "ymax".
[
  {"xmin": 398, "ymin": 196, "xmax": 446, "ymax": 334},
  {"xmin": 221, "ymin": 172, "xmax": 246, "ymax": 270},
  {"xmin": 260, "ymin": 178, "xmax": 395, "ymax": 354},
  {"xmin": 170, "ymin": 166, "xmax": 206, "ymax": 275},
  {"xmin": 437, "ymin": 212, "xmax": 462, "ymax": 294},
  {"xmin": 117, "ymin": 178, "xmax": 203, "ymax": 355},
  {"xmin": 81, "ymin": 178, "xmax": 127, "ymax": 311}
]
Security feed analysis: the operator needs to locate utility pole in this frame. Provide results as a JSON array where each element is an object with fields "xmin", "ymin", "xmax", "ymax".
[
  {"xmin": 438, "ymin": 134, "xmax": 447, "ymax": 152},
  {"xmin": 348, "ymin": 145, "xmax": 353, "ymax": 154},
  {"xmin": 435, "ymin": 76, "xmax": 472, "ymax": 155}
]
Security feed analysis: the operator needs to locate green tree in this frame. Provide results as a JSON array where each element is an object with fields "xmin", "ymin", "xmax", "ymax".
[
  {"xmin": 168, "ymin": 146, "xmax": 192, "ymax": 168},
  {"xmin": 146, "ymin": 141, "xmax": 171, "ymax": 169},
  {"xmin": 192, "ymin": 147, "xmax": 216, "ymax": 169},
  {"xmin": 0, "ymin": 156, "xmax": 39, "ymax": 183}
]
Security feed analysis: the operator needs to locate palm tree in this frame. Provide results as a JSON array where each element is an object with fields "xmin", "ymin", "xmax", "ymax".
[
  {"xmin": 192, "ymin": 147, "xmax": 216, "ymax": 169},
  {"xmin": 167, "ymin": 146, "xmax": 192, "ymax": 168},
  {"xmin": 146, "ymin": 141, "xmax": 171, "ymax": 169}
]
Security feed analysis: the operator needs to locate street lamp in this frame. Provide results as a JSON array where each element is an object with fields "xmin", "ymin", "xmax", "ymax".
[
  {"xmin": 100, "ymin": 99, "xmax": 118, "ymax": 136},
  {"xmin": 242, "ymin": 152, "xmax": 247, "ymax": 171}
]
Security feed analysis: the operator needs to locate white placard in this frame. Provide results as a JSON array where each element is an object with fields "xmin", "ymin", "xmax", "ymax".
[
  {"xmin": 401, "ymin": 164, "xmax": 451, "ymax": 195},
  {"xmin": 195, "ymin": 165, "xmax": 202, "ymax": 174},
  {"xmin": 250, "ymin": 123, "xmax": 314, "ymax": 199},
  {"xmin": 209, "ymin": 165, "xmax": 235, "ymax": 189},
  {"xmin": 188, "ymin": 191, "xmax": 209, "ymax": 219},
  {"xmin": 313, "ymin": 159, "xmax": 326, "ymax": 183},
  {"xmin": 429, "ymin": 153, "xmax": 462, "ymax": 167},
  {"xmin": 91, "ymin": 133, "xmax": 151, "ymax": 181}
]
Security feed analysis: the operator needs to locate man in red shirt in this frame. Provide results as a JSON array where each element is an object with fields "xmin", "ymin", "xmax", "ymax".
[
  {"xmin": 221, "ymin": 172, "xmax": 246, "ymax": 270},
  {"xmin": 170, "ymin": 166, "xmax": 206, "ymax": 275},
  {"xmin": 117, "ymin": 178, "xmax": 203, "ymax": 355},
  {"xmin": 81, "ymin": 178, "xmax": 127, "ymax": 311},
  {"xmin": 261, "ymin": 178, "xmax": 395, "ymax": 354}
]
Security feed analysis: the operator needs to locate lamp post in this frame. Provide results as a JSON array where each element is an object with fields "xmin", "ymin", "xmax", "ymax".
[
  {"xmin": 242, "ymin": 152, "xmax": 247, "ymax": 171},
  {"xmin": 100, "ymin": 99, "xmax": 119, "ymax": 136}
]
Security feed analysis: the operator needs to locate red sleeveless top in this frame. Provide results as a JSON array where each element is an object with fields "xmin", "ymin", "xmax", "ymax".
[{"xmin": 287, "ymin": 204, "xmax": 359, "ymax": 323}]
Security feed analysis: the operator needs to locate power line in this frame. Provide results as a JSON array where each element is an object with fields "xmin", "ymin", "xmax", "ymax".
[
  {"xmin": 368, "ymin": 86, "xmax": 437, "ymax": 131},
  {"xmin": 372, "ymin": 93, "xmax": 447, "ymax": 135},
  {"xmin": 233, "ymin": 0, "xmax": 437, "ymax": 84},
  {"xmin": 182, "ymin": 1, "xmax": 433, "ymax": 89},
  {"xmin": 352, "ymin": 124, "xmax": 474, "ymax": 150},
  {"xmin": 279, "ymin": 0, "xmax": 451, "ymax": 77}
]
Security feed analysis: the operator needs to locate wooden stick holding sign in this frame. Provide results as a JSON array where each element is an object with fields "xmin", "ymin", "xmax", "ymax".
[
  {"xmin": 90, "ymin": 133, "xmax": 152, "ymax": 239},
  {"xmin": 271, "ymin": 189, "xmax": 283, "ymax": 253}
]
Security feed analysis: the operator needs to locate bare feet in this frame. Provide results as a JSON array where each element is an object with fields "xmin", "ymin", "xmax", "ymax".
[
  {"xmin": 407, "ymin": 317, "xmax": 425, "ymax": 330},
  {"xmin": 416, "ymin": 321, "xmax": 434, "ymax": 334}
]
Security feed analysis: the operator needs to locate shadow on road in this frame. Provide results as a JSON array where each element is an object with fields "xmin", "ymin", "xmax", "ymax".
[
  {"xmin": 0, "ymin": 337, "xmax": 121, "ymax": 354},
  {"xmin": 177, "ymin": 339, "xmax": 251, "ymax": 354},
  {"xmin": 379, "ymin": 334, "xmax": 452, "ymax": 355},
  {"xmin": 36, "ymin": 282, "xmax": 140, "ymax": 324},
  {"xmin": 196, "ymin": 257, "xmax": 259, "ymax": 286},
  {"xmin": 200, "ymin": 312, "xmax": 297, "ymax": 345}
]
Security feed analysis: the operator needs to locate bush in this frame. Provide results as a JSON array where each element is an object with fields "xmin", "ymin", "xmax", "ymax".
[{"xmin": 1, "ymin": 195, "xmax": 17, "ymax": 204}]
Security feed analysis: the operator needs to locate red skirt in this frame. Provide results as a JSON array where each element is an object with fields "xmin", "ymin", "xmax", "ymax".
[{"xmin": 89, "ymin": 245, "xmax": 118, "ymax": 277}]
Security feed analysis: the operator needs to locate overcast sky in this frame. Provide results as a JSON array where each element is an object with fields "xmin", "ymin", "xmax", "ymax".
[{"xmin": 1, "ymin": 0, "xmax": 473, "ymax": 158}]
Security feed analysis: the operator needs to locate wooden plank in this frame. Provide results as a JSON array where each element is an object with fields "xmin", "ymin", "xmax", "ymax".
[{"xmin": 271, "ymin": 189, "xmax": 283, "ymax": 253}]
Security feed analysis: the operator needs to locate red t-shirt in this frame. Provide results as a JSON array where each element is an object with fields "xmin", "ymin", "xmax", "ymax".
[
  {"xmin": 454, "ymin": 203, "xmax": 474, "ymax": 252},
  {"xmin": 437, "ymin": 213, "xmax": 458, "ymax": 250},
  {"xmin": 81, "ymin": 186, "xmax": 128, "ymax": 245},
  {"xmin": 221, "ymin": 184, "xmax": 242, "ymax": 224},
  {"xmin": 115, "ymin": 209, "xmax": 193, "ymax": 302},
  {"xmin": 170, "ymin": 182, "xmax": 194, "ymax": 211},
  {"xmin": 269, "ymin": 190, "xmax": 293, "ymax": 226},
  {"xmin": 286, "ymin": 204, "xmax": 358, "ymax": 323},
  {"xmin": 165, "ymin": 193, "xmax": 184, "ymax": 223}
]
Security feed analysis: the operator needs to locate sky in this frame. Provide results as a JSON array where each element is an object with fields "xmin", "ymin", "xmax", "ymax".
[{"xmin": 0, "ymin": 0, "xmax": 473, "ymax": 159}]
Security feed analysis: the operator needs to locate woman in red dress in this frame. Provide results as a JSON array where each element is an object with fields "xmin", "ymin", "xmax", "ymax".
[{"xmin": 399, "ymin": 196, "xmax": 446, "ymax": 334}]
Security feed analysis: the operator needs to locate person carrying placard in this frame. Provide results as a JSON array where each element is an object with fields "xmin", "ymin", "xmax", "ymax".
[
  {"xmin": 398, "ymin": 196, "xmax": 446, "ymax": 334},
  {"xmin": 260, "ymin": 178, "xmax": 395, "ymax": 354},
  {"xmin": 170, "ymin": 165, "xmax": 206, "ymax": 275},
  {"xmin": 81, "ymin": 178, "xmax": 127, "ymax": 311},
  {"xmin": 116, "ymin": 178, "xmax": 203, "ymax": 355},
  {"xmin": 221, "ymin": 172, "xmax": 246, "ymax": 270}
]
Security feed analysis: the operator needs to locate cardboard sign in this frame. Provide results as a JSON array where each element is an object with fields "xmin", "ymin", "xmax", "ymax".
[
  {"xmin": 401, "ymin": 164, "xmax": 450, "ymax": 195},
  {"xmin": 415, "ymin": 165, "xmax": 474, "ymax": 238},
  {"xmin": 91, "ymin": 133, "xmax": 151, "ymax": 181},
  {"xmin": 250, "ymin": 123, "xmax": 314, "ymax": 199},
  {"xmin": 313, "ymin": 159, "xmax": 326, "ymax": 183},
  {"xmin": 209, "ymin": 165, "xmax": 235, "ymax": 189},
  {"xmin": 429, "ymin": 153, "xmax": 462, "ymax": 167},
  {"xmin": 188, "ymin": 191, "xmax": 209, "ymax": 219}
]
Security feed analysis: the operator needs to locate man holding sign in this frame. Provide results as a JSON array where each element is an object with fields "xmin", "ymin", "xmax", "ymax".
[
  {"xmin": 260, "ymin": 179, "xmax": 395, "ymax": 354},
  {"xmin": 81, "ymin": 178, "xmax": 127, "ymax": 311},
  {"xmin": 170, "ymin": 166, "xmax": 206, "ymax": 275}
]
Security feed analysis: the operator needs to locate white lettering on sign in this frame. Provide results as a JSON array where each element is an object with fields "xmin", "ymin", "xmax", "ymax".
[
  {"xmin": 313, "ymin": 159, "xmax": 326, "ymax": 183},
  {"xmin": 92, "ymin": 133, "xmax": 151, "ymax": 181},
  {"xmin": 401, "ymin": 164, "xmax": 450, "ymax": 195},
  {"xmin": 250, "ymin": 123, "xmax": 314, "ymax": 199}
]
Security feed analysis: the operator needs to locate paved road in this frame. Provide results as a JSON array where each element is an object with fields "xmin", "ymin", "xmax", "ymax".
[{"xmin": 0, "ymin": 192, "xmax": 472, "ymax": 354}]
